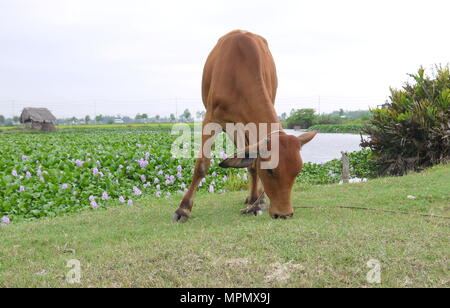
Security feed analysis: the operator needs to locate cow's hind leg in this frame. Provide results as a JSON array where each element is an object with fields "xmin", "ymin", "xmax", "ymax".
[
  {"xmin": 241, "ymin": 166, "xmax": 267, "ymax": 216},
  {"xmin": 173, "ymin": 157, "xmax": 211, "ymax": 222}
]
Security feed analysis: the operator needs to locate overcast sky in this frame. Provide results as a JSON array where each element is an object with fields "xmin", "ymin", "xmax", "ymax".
[{"xmin": 0, "ymin": 0, "xmax": 449, "ymax": 118}]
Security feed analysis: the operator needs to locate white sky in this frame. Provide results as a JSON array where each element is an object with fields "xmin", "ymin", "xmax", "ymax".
[{"xmin": 0, "ymin": 0, "xmax": 449, "ymax": 118}]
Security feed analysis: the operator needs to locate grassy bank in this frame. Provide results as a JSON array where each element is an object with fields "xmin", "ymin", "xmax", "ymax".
[
  {"xmin": 0, "ymin": 164, "xmax": 448, "ymax": 288},
  {"xmin": 308, "ymin": 124, "xmax": 365, "ymax": 134}
]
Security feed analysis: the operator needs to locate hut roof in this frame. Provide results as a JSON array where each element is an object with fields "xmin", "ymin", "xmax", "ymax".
[{"xmin": 20, "ymin": 108, "xmax": 57, "ymax": 124}]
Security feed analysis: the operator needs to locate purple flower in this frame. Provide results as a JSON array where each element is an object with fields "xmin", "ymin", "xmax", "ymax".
[
  {"xmin": 145, "ymin": 152, "xmax": 150, "ymax": 159},
  {"xmin": 177, "ymin": 172, "xmax": 182, "ymax": 178},
  {"xmin": 102, "ymin": 192, "xmax": 109, "ymax": 201},
  {"xmin": 1, "ymin": 216, "xmax": 10, "ymax": 225},
  {"xmin": 165, "ymin": 179, "xmax": 171, "ymax": 185},
  {"xmin": 170, "ymin": 175, "xmax": 175, "ymax": 182},
  {"xmin": 127, "ymin": 199, "xmax": 133, "ymax": 206},
  {"xmin": 180, "ymin": 183, "xmax": 186, "ymax": 190},
  {"xmin": 26, "ymin": 172, "xmax": 32, "ymax": 179},
  {"xmin": 143, "ymin": 183, "xmax": 150, "ymax": 189},
  {"xmin": 61, "ymin": 184, "xmax": 68, "ymax": 189},
  {"xmin": 89, "ymin": 195, "xmax": 95, "ymax": 202},
  {"xmin": 76, "ymin": 159, "xmax": 84, "ymax": 167},
  {"xmin": 158, "ymin": 170, "xmax": 163, "ymax": 175},
  {"xmin": 22, "ymin": 155, "xmax": 28, "ymax": 161},
  {"xmin": 223, "ymin": 176, "xmax": 228, "ymax": 181},
  {"xmin": 154, "ymin": 178, "xmax": 160, "ymax": 184},
  {"xmin": 212, "ymin": 172, "xmax": 217, "ymax": 177},
  {"xmin": 243, "ymin": 173, "xmax": 248, "ymax": 181},
  {"xmin": 156, "ymin": 184, "xmax": 161, "ymax": 190},
  {"xmin": 138, "ymin": 159, "xmax": 149, "ymax": 168},
  {"xmin": 40, "ymin": 176, "xmax": 45, "ymax": 183},
  {"xmin": 93, "ymin": 168, "xmax": 99, "ymax": 176},
  {"xmin": 141, "ymin": 175, "xmax": 147, "ymax": 182},
  {"xmin": 136, "ymin": 143, "xmax": 141, "ymax": 148},
  {"xmin": 209, "ymin": 184, "xmax": 215, "ymax": 193},
  {"xmin": 177, "ymin": 165, "xmax": 182, "ymax": 172},
  {"xmin": 133, "ymin": 186, "xmax": 142, "ymax": 196},
  {"xmin": 19, "ymin": 186, "xmax": 25, "ymax": 192},
  {"xmin": 237, "ymin": 174, "xmax": 241, "ymax": 179},
  {"xmin": 166, "ymin": 192, "xmax": 171, "ymax": 198},
  {"xmin": 119, "ymin": 196, "xmax": 125, "ymax": 203},
  {"xmin": 91, "ymin": 200, "xmax": 99, "ymax": 209},
  {"xmin": 155, "ymin": 191, "xmax": 161, "ymax": 198},
  {"xmin": 221, "ymin": 152, "xmax": 228, "ymax": 159},
  {"xmin": 119, "ymin": 165, "xmax": 124, "ymax": 169},
  {"xmin": 12, "ymin": 170, "xmax": 18, "ymax": 177}
]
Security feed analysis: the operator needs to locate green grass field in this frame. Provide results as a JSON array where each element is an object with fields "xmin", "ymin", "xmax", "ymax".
[{"xmin": 0, "ymin": 164, "xmax": 449, "ymax": 288}]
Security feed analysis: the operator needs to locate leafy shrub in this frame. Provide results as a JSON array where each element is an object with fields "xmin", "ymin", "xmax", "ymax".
[{"xmin": 361, "ymin": 66, "xmax": 450, "ymax": 175}]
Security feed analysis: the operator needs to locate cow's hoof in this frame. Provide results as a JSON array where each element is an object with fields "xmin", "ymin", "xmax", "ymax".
[
  {"xmin": 240, "ymin": 203, "xmax": 265, "ymax": 216},
  {"xmin": 172, "ymin": 209, "xmax": 190, "ymax": 223},
  {"xmin": 271, "ymin": 213, "xmax": 294, "ymax": 220}
]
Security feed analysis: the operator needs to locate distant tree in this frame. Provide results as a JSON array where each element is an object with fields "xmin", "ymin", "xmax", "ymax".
[
  {"xmin": 286, "ymin": 109, "xmax": 316, "ymax": 129},
  {"xmin": 135, "ymin": 114, "xmax": 142, "ymax": 120},
  {"xmin": 280, "ymin": 112, "xmax": 287, "ymax": 121},
  {"xmin": 13, "ymin": 116, "xmax": 20, "ymax": 123},
  {"xmin": 95, "ymin": 115, "xmax": 104, "ymax": 124},
  {"xmin": 0, "ymin": 115, "xmax": 5, "ymax": 125},
  {"xmin": 196, "ymin": 111, "xmax": 205, "ymax": 120},
  {"xmin": 339, "ymin": 109, "xmax": 345, "ymax": 117},
  {"xmin": 141, "ymin": 113, "xmax": 148, "ymax": 119},
  {"xmin": 180, "ymin": 109, "xmax": 192, "ymax": 122},
  {"xmin": 170, "ymin": 113, "xmax": 176, "ymax": 122},
  {"xmin": 155, "ymin": 115, "xmax": 160, "ymax": 122},
  {"xmin": 85, "ymin": 115, "xmax": 91, "ymax": 124}
]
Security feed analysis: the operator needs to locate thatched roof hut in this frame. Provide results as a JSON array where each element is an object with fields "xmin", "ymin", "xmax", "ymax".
[{"xmin": 20, "ymin": 108, "xmax": 57, "ymax": 131}]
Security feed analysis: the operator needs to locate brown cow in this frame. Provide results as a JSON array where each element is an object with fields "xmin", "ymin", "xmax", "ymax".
[{"xmin": 173, "ymin": 30, "xmax": 317, "ymax": 222}]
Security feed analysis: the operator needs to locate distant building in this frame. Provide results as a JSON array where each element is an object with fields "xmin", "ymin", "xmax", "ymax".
[{"xmin": 20, "ymin": 107, "xmax": 57, "ymax": 131}]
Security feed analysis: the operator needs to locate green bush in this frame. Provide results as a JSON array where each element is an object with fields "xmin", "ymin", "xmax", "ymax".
[
  {"xmin": 362, "ymin": 66, "xmax": 450, "ymax": 175},
  {"xmin": 286, "ymin": 108, "xmax": 316, "ymax": 129}
]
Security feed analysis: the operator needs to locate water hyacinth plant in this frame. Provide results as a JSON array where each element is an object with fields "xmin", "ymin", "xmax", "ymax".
[{"xmin": 0, "ymin": 126, "xmax": 375, "ymax": 222}]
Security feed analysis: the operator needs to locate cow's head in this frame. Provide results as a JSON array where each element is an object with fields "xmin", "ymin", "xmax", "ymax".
[{"xmin": 219, "ymin": 131, "xmax": 317, "ymax": 219}]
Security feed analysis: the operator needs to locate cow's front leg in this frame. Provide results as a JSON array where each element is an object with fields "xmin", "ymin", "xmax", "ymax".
[
  {"xmin": 241, "ymin": 166, "xmax": 267, "ymax": 216},
  {"xmin": 173, "ymin": 157, "xmax": 211, "ymax": 223}
]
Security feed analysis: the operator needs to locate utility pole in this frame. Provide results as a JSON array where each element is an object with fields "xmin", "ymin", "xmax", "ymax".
[
  {"xmin": 175, "ymin": 97, "xmax": 178, "ymax": 120},
  {"xmin": 94, "ymin": 100, "xmax": 97, "ymax": 124},
  {"xmin": 318, "ymin": 96, "xmax": 321, "ymax": 115},
  {"xmin": 11, "ymin": 100, "xmax": 15, "ymax": 118}
]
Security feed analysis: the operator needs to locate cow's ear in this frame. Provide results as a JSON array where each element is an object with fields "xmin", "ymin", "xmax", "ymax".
[{"xmin": 219, "ymin": 158, "xmax": 255, "ymax": 168}]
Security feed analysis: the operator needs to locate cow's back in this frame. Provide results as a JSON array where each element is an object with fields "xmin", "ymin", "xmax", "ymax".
[{"xmin": 202, "ymin": 30, "xmax": 278, "ymax": 124}]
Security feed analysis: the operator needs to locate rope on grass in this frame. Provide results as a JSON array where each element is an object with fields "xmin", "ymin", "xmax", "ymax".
[{"xmin": 293, "ymin": 205, "xmax": 450, "ymax": 219}]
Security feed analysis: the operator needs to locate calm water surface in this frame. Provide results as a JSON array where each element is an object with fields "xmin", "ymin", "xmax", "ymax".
[{"xmin": 284, "ymin": 129, "xmax": 366, "ymax": 164}]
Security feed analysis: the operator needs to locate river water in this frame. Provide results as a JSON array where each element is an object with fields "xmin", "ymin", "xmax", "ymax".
[{"xmin": 284, "ymin": 129, "xmax": 366, "ymax": 164}]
